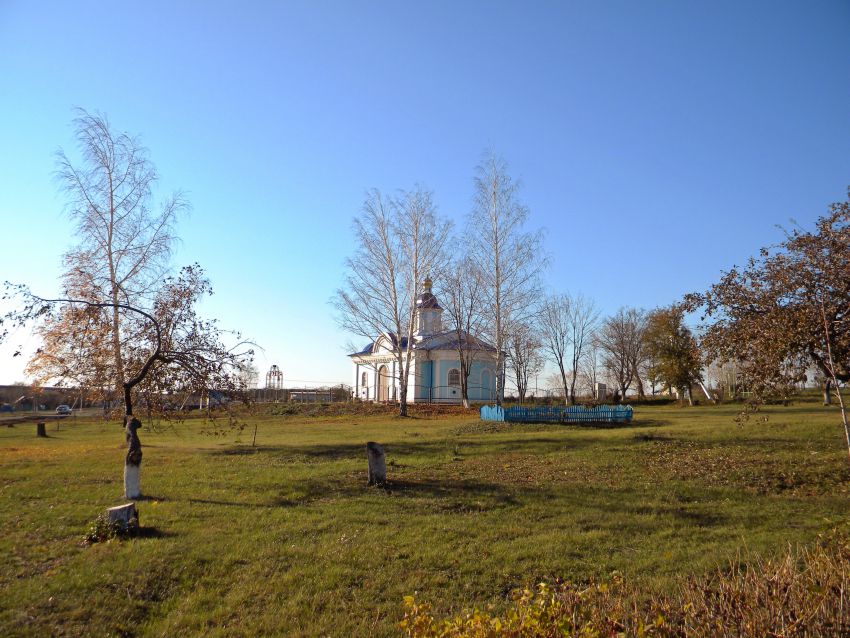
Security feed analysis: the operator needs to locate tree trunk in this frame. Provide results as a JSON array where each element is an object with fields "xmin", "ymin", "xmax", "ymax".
[
  {"xmin": 398, "ymin": 387, "xmax": 407, "ymax": 417},
  {"xmin": 124, "ymin": 416, "xmax": 142, "ymax": 499},
  {"xmin": 397, "ymin": 354, "xmax": 409, "ymax": 417},
  {"xmin": 824, "ymin": 379, "xmax": 832, "ymax": 406},
  {"xmin": 460, "ymin": 359, "xmax": 470, "ymax": 409},
  {"xmin": 558, "ymin": 363, "xmax": 569, "ymax": 406},
  {"xmin": 495, "ymin": 349, "xmax": 504, "ymax": 407}
]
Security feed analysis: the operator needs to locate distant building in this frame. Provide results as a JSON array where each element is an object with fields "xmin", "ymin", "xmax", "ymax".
[{"xmin": 349, "ymin": 278, "xmax": 500, "ymax": 404}]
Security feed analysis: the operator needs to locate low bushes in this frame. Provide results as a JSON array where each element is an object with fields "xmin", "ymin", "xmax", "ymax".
[{"xmin": 401, "ymin": 532, "xmax": 850, "ymax": 637}]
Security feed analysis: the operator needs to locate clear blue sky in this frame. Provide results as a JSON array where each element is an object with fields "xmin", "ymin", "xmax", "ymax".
[{"xmin": 1, "ymin": 1, "xmax": 849, "ymax": 387}]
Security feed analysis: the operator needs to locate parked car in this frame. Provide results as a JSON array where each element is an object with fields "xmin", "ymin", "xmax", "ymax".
[{"xmin": 55, "ymin": 405, "xmax": 72, "ymax": 415}]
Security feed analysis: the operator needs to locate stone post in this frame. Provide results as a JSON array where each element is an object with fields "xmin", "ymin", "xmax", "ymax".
[
  {"xmin": 366, "ymin": 441, "xmax": 386, "ymax": 486},
  {"xmin": 107, "ymin": 503, "xmax": 138, "ymax": 530},
  {"xmin": 124, "ymin": 416, "xmax": 143, "ymax": 499}
]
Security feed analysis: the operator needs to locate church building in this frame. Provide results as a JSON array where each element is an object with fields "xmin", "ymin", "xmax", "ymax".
[{"xmin": 349, "ymin": 278, "xmax": 500, "ymax": 404}]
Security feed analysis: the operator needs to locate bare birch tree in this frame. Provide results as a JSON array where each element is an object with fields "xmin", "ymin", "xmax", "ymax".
[
  {"xmin": 334, "ymin": 188, "xmax": 451, "ymax": 417},
  {"xmin": 442, "ymin": 256, "xmax": 490, "ymax": 408},
  {"xmin": 540, "ymin": 293, "xmax": 571, "ymax": 405},
  {"xmin": 2, "ymin": 110, "xmax": 253, "ymax": 498},
  {"xmin": 540, "ymin": 292, "xmax": 600, "ymax": 405},
  {"xmin": 506, "ymin": 322, "xmax": 545, "ymax": 403},
  {"xmin": 566, "ymin": 294, "xmax": 600, "ymax": 404},
  {"xmin": 580, "ymin": 341, "xmax": 602, "ymax": 399},
  {"xmin": 597, "ymin": 308, "xmax": 647, "ymax": 402},
  {"xmin": 466, "ymin": 151, "xmax": 545, "ymax": 405},
  {"xmin": 51, "ymin": 108, "xmax": 187, "ymax": 407}
]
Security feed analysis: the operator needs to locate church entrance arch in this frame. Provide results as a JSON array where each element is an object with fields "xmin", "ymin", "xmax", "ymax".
[{"xmin": 378, "ymin": 365, "xmax": 390, "ymax": 402}]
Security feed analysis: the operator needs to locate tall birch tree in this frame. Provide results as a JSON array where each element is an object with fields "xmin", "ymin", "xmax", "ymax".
[
  {"xmin": 466, "ymin": 151, "xmax": 544, "ymax": 405},
  {"xmin": 442, "ymin": 256, "xmax": 490, "ymax": 407},
  {"xmin": 3, "ymin": 111, "xmax": 253, "ymax": 498},
  {"xmin": 506, "ymin": 322, "xmax": 545, "ymax": 403},
  {"xmin": 50, "ymin": 108, "xmax": 186, "ymax": 407},
  {"xmin": 334, "ymin": 188, "xmax": 451, "ymax": 417},
  {"xmin": 540, "ymin": 293, "xmax": 572, "ymax": 405}
]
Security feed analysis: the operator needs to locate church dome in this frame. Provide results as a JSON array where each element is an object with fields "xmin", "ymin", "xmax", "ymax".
[{"xmin": 416, "ymin": 276, "xmax": 442, "ymax": 310}]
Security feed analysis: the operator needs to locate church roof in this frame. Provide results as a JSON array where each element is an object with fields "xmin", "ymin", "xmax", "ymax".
[
  {"xmin": 348, "ymin": 330, "xmax": 495, "ymax": 357},
  {"xmin": 351, "ymin": 342, "xmax": 375, "ymax": 356},
  {"xmin": 349, "ymin": 333, "xmax": 410, "ymax": 357},
  {"xmin": 417, "ymin": 331, "xmax": 496, "ymax": 352}
]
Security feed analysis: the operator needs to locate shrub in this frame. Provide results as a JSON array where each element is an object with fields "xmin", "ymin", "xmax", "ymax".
[
  {"xmin": 401, "ymin": 533, "xmax": 850, "ymax": 637},
  {"xmin": 83, "ymin": 512, "xmax": 139, "ymax": 544}
]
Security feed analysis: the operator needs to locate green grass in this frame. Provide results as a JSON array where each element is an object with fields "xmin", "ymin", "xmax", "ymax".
[{"xmin": 1, "ymin": 400, "xmax": 849, "ymax": 637}]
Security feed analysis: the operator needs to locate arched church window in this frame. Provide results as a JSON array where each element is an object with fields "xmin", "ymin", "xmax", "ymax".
[{"xmin": 448, "ymin": 368, "xmax": 460, "ymax": 387}]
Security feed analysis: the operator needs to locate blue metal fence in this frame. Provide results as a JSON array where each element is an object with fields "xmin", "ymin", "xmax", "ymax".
[{"xmin": 480, "ymin": 404, "xmax": 632, "ymax": 425}]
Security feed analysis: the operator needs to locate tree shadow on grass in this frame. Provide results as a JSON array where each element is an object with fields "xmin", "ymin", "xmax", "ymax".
[
  {"xmin": 385, "ymin": 476, "xmax": 517, "ymax": 499},
  {"xmin": 180, "ymin": 471, "xmax": 737, "ymax": 533},
  {"xmin": 631, "ymin": 503, "xmax": 726, "ymax": 527},
  {"xmin": 208, "ymin": 436, "xmax": 603, "ymax": 463},
  {"xmin": 383, "ymin": 477, "xmax": 521, "ymax": 513},
  {"xmin": 188, "ymin": 497, "xmax": 272, "ymax": 509},
  {"xmin": 630, "ymin": 419, "xmax": 671, "ymax": 429},
  {"xmin": 135, "ymin": 526, "xmax": 177, "ymax": 539},
  {"xmin": 180, "ymin": 472, "xmax": 522, "ymax": 512}
]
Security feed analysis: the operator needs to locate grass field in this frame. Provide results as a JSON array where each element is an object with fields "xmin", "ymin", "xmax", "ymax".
[{"xmin": 1, "ymin": 399, "xmax": 848, "ymax": 637}]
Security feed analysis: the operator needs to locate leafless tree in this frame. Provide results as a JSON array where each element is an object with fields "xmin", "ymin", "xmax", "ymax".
[
  {"xmin": 544, "ymin": 372, "xmax": 567, "ymax": 399},
  {"xmin": 53, "ymin": 108, "xmax": 187, "ymax": 405},
  {"xmin": 540, "ymin": 292, "xmax": 599, "ymax": 405},
  {"xmin": 334, "ymin": 188, "xmax": 451, "ymax": 417},
  {"xmin": 442, "ymin": 256, "xmax": 490, "ymax": 407},
  {"xmin": 506, "ymin": 322, "xmax": 545, "ymax": 403},
  {"xmin": 466, "ymin": 151, "xmax": 545, "ymax": 405},
  {"xmin": 596, "ymin": 308, "xmax": 648, "ymax": 402},
  {"xmin": 237, "ymin": 362, "xmax": 260, "ymax": 391},
  {"xmin": 540, "ymin": 293, "xmax": 571, "ymax": 405},
  {"xmin": 566, "ymin": 294, "xmax": 600, "ymax": 403},
  {"xmin": 580, "ymin": 341, "xmax": 602, "ymax": 399}
]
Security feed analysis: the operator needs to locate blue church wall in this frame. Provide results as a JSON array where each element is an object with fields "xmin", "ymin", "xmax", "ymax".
[
  {"xmin": 468, "ymin": 360, "xmax": 496, "ymax": 401},
  {"xmin": 437, "ymin": 359, "xmax": 461, "ymax": 401},
  {"xmin": 433, "ymin": 359, "xmax": 496, "ymax": 402},
  {"xmin": 415, "ymin": 360, "xmax": 433, "ymax": 401}
]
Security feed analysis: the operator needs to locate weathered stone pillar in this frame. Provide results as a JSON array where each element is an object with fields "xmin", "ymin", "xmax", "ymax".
[
  {"xmin": 366, "ymin": 441, "xmax": 386, "ymax": 486},
  {"xmin": 107, "ymin": 503, "xmax": 138, "ymax": 530},
  {"xmin": 36, "ymin": 422, "xmax": 46, "ymax": 437},
  {"xmin": 124, "ymin": 417, "xmax": 143, "ymax": 499}
]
